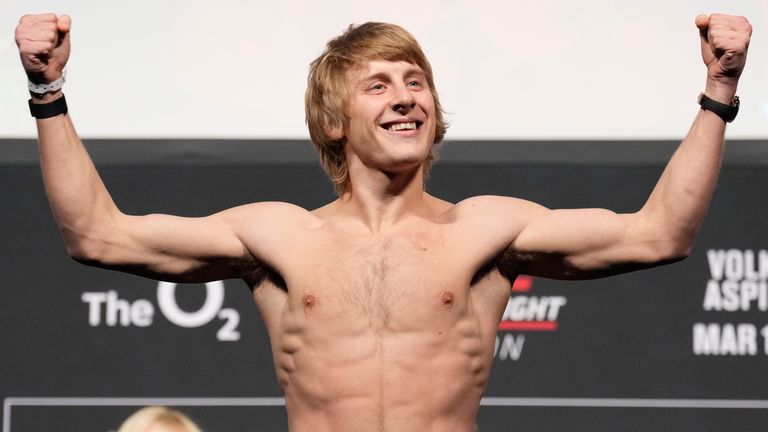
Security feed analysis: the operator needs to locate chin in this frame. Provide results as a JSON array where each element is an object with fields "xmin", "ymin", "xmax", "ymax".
[{"xmin": 382, "ymin": 153, "xmax": 428, "ymax": 173}]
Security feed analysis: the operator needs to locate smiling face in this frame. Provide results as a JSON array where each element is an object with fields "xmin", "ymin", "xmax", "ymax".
[
  {"xmin": 305, "ymin": 22, "xmax": 447, "ymax": 195},
  {"xmin": 344, "ymin": 60, "xmax": 437, "ymax": 176}
]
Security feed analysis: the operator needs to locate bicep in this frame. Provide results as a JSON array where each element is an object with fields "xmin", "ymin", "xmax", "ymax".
[
  {"xmin": 75, "ymin": 207, "xmax": 259, "ymax": 283},
  {"xmin": 510, "ymin": 206, "xmax": 674, "ymax": 279}
]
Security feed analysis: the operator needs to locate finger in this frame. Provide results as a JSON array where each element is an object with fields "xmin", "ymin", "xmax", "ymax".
[
  {"xmin": 19, "ymin": 13, "xmax": 58, "ymax": 24},
  {"xmin": 19, "ymin": 26, "xmax": 59, "ymax": 43}
]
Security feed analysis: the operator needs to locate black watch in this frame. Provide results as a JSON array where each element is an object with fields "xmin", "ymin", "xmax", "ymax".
[{"xmin": 698, "ymin": 93, "xmax": 739, "ymax": 123}]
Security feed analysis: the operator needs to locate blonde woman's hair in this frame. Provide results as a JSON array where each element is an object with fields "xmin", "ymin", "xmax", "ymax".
[
  {"xmin": 116, "ymin": 406, "xmax": 202, "ymax": 432},
  {"xmin": 305, "ymin": 22, "xmax": 448, "ymax": 195}
]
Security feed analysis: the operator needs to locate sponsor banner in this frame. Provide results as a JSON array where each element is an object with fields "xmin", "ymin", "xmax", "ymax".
[
  {"xmin": 81, "ymin": 281, "xmax": 242, "ymax": 342},
  {"xmin": 494, "ymin": 276, "xmax": 568, "ymax": 362},
  {"xmin": 2, "ymin": 142, "xmax": 767, "ymax": 430},
  {"xmin": 693, "ymin": 249, "xmax": 768, "ymax": 356}
]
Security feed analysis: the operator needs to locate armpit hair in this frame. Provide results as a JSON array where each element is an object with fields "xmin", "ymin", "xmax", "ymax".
[
  {"xmin": 239, "ymin": 259, "xmax": 287, "ymax": 292},
  {"xmin": 470, "ymin": 247, "xmax": 543, "ymax": 286}
]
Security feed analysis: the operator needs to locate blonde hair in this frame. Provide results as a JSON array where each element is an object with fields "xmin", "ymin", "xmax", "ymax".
[
  {"xmin": 305, "ymin": 22, "xmax": 448, "ymax": 195},
  {"xmin": 116, "ymin": 406, "xmax": 202, "ymax": 432}
]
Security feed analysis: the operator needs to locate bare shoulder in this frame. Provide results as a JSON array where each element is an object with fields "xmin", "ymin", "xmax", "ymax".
[
  {"xmin": 451, "ymin": 195, "xmax": 549, "ymax": 223},
  {"xmin": 217, "ymin": 201, "xmax": 319, "ymax": 255},
  {"xmin": 218, "ymin": 201, "xmax": 317, "ymax": 225},
  {"xmin": 439, "ymin": 195, "xmax": 553, "ymax": 260}
]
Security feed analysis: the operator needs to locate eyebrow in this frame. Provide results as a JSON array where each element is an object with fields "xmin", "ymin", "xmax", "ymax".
[{"xmin": 357, "ymin": 67, "xmax": 426, "ymax": 86}]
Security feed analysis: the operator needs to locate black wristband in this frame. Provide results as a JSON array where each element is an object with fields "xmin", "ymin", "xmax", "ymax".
[
  {"xmin": 28, "ymin": 95, "xmax": 68, "ymax": 119},
  {"xmin": 698, "ymin": 93, "xmax": 739, "ymax": 123}
]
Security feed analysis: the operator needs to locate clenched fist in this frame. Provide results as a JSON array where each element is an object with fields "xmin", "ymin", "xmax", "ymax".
[
  {"xmin": 696, "ymin": 14, "xmax": 751, "ymax": 89},
  {"xmin": 15, "ymin": 13, "xmax": 71, "ymax": 85}
]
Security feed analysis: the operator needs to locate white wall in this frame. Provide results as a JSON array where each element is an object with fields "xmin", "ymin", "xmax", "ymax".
[{"xmin": 2, "ymin": 0, "xmax": 766, "ymax": 139}]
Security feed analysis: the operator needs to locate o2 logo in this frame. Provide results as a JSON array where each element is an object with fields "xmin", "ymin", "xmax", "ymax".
[{"xmin": 81, "ymin": 281, "xmax": 240, "ymax": 341}]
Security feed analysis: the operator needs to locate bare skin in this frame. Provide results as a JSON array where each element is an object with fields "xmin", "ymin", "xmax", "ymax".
[{"xmin": 15, "ymin": 13, "xmax": 751, "ymax": 432}]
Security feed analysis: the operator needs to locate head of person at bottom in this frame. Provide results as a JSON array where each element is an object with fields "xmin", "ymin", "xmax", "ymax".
[
  {"xmin": 116, "ymin": 406, "xmax": 202, "ymax": 432},
  {"xmin": 305, "ymin": 22, "xmax": 449, "ymax": 196}
]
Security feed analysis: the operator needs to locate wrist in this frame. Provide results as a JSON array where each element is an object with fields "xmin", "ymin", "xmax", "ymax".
[
  {"xmin": 704, "ymin": 79, "xmax": 738, "ymax": 104},
  {"xmin": 29, "ymin": 89, "xmax": 64, "ymax": 104},
  {"xmin": 28, "ymin": 69, "xmax": 67, "ymax": 99}
]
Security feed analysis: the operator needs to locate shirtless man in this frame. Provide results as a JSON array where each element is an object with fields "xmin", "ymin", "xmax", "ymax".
[{"xmin": 16, "ymin": 13, "xmax": 751, "ymax": 432}]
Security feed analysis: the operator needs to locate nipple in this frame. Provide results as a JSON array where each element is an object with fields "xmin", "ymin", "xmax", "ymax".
[
  {"xmin": 303, "ymin": 294, "xmax": 317, "ymax": 308},
  {"xmin": 441, "ymin": 291, "xmax": 454, "ymax": 308}
]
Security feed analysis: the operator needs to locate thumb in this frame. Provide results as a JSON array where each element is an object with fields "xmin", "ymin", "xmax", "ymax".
[
  {"xmin": 695, "ymin": 14, "xmax": 709, "ymax": 31},
  {"xmin": 57, "ymin": 15, "xmax": 71, "ymax": 49},
  {"xmin": 696, "ymin": 13, "xmax": 711, "ymax": 61},
  {"xmin": 696, "ymin": 14, "xmax": 709, "ymax": 43},
  {"xmin": 57, "ymin": 14, "xmax": 71, "ymax": 33}
]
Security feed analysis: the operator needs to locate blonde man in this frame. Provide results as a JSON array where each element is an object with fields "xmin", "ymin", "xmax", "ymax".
[
  {"xmin": 15, "ymin": 13, "xmax": 752, "ymax": 432},
  {"xmin": 117, "ymin": 406, "xmax": 202, "ymax": 432}
]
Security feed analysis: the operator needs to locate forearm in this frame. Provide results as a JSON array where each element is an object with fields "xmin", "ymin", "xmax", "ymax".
[
  {"xmin": 640, "ymin": 82, "xmax": 736, "ymax": 251},
  {"xmin": 33, "ymin": 91, "xmax": 120, "ymax": 254},
  {"xmin": 637, "ymin": 13, "xmax": 752, "ymax": 257}
]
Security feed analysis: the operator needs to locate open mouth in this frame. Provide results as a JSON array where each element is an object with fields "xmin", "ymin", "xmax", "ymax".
[{"xmin": 379, "ymin": 120, "xmax": 423, "ymax": 132}]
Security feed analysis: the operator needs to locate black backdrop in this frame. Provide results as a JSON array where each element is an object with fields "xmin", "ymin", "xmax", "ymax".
[{"xmin": 1, "ymin": 139, "xmax": 767, "ymax": 431}]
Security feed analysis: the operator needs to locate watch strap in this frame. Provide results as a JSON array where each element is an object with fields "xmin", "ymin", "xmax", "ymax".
[
  {"xmin": 698, "ymin": 93, "xmax": 739, "ymax": 123},
  {"xmin": 29, "ymin": 95, "xmax": 68, "ymax": 119}
]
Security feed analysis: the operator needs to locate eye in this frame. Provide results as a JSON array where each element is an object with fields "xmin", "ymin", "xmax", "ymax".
[
  {"xmin": 367, "ymin": 83, "xmax": 386, "ymax": 93},
  {"xmin": 407, "ymin": 80, "xmax": 422, "ymax": 88}
]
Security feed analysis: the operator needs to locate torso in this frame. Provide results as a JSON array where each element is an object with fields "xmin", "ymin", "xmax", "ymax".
[{"xmin": 245, "ymin": 196, "xmax": 519, "ymax": 432}]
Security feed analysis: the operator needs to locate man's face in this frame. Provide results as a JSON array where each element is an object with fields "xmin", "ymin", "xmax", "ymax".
[{"xmin": 343, "ymin": 60, "xmax": 436, "ymax": 174}]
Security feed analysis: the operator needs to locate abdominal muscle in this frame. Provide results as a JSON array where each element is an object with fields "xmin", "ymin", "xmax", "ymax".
[{"xmin": 255, "ymin": 272, "xmax": 504, "ymax": 432}]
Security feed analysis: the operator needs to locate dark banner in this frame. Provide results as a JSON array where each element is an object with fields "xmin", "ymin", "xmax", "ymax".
[{"xmin": 1, "ymin": 140, "xmax": 766, "ymax": 431}]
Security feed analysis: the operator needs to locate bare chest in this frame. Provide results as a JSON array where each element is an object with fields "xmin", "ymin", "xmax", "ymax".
[{"xmin": 281, "ymin": 230, "xmax": 476, "ymax": 331}]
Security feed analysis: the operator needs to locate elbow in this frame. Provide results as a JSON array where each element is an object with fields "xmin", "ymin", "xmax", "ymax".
[
  {"xmin": 652, "ymin": 239, "xmax": 692, "ymax": 265},
  {"xmin": 665, "ymin": 245, "xmax": 691, "ymax": 264},
  {"xmin": 636, "ymin": 214, "xmax": 695, "ymax": 265},
  {"xmin": 65, "ymin": 235, "xmax": 111, "ymax": 266},
  {"xmin": 61, "ymin": 213, "xmax": 122, "ymax": 266}
]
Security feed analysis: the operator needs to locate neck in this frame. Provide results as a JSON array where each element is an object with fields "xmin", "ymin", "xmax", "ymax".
[{"xmin": 338, "ymin": 160, "xmax": 430, "ymax": 233}]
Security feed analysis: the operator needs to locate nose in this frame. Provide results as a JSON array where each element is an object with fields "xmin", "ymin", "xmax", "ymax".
[{"xmin": 391, "ymin": 83, "xmax": 415, "ymax": 113}]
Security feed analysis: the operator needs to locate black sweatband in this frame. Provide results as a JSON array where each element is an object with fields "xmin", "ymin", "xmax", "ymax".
[{"xmin": 29, "ymin": 95, "xmax": 68, "ymax": 119}]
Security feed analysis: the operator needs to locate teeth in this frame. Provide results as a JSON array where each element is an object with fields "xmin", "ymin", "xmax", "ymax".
[{"xmin": 388, "ymin": 122, "xmax": 417, "ymax": 131}]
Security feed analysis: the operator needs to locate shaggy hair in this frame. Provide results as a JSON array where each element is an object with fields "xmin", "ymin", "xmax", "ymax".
[
  {"xmin": 305, "ymin": 22, "xmax": 448, "ymax": 195},
  {"xmin": 116, "ymin": 406, "xmax": 202, "ymax": 432}
]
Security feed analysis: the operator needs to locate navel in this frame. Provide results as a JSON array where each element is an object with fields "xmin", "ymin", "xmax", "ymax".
[{"xmin": 441, "ymin": 291, "xmax": 455, "ymax": 308}]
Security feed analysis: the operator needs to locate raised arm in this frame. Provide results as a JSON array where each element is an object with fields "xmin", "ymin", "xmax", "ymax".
[
  {"xmin": 496, "ymin": 14, "xmax": 752, "ymax": 279},
  {"xmin": 15, "ymin": 13, "xmax": 290, "ymax": 283}
]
